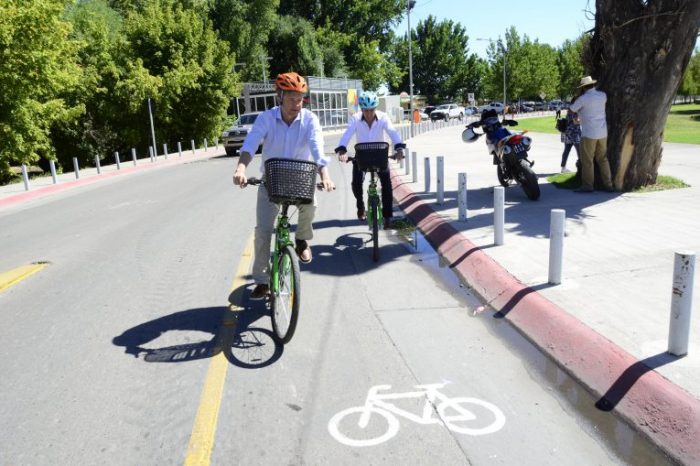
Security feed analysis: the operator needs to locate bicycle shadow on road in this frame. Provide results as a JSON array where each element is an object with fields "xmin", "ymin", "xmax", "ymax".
[{"xmin": 112, "ymin": 287, "xmax": 283, "ymax": 369}]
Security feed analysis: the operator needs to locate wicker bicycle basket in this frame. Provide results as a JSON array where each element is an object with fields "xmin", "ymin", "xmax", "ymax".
[
  {"xmin": 263, "ymin": 158, "xmax": 318, "ymax": 205},
  {"xmin": 354, "ymin": 142, "xmax": 390, "ymax": 171}
]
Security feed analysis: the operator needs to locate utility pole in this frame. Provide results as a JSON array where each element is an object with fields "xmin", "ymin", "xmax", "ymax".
[{"xmin": 407, "ymin": 0, "xmax": 416, "ymax": 137}]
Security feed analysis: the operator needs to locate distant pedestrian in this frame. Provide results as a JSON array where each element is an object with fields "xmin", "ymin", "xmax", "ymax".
[
  {"xmin": 560, "ymin": 109, "xmax": 581, "ymax": 173},
  {"xmin": 569, "ymin": 76, "xmax": 614, "ymax": 192},
  {"xmin": 555, "ymin": 106, "xmax": 562, "ymax": 119}
]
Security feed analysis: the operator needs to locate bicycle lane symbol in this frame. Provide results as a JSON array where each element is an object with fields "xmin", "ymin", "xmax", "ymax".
[{"xmin": 327, "ymin": 383, "xmax": 506, "ymax": 447}]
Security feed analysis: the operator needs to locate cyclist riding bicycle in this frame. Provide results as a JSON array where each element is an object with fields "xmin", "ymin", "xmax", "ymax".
[
  {"xmin": 233, "ymin": 72, "xmax": 335, "ymax": 300},
  {"xmin": 335, "ymin": 91, "xmax": 405, "ymax": 229}
]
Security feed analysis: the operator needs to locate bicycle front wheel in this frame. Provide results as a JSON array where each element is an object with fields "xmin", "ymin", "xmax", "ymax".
[
  {"xmin": 271, "ymin": 245, "xmax": 301, "ymax": 344},
  {"xmin": 369, "ymin": 197, "xmax": 379, "ymax": 262}
]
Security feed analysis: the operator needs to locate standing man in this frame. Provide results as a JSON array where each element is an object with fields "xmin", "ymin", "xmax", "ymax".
[
  {"xmin": 335, "ymin": 91, "xmax": 405, "ymax": 229},
  {"xmin": 233, "ymin": 72, "xmax": 335, "ymax": 300},
  {"xmin": 569, "ymin": 76, "xmax": 614, "ymax": 193}
]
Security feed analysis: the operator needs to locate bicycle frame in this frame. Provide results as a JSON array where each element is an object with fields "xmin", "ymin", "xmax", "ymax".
[
  {"xmin": 269, "ymin": 203, "xmax": 294, "ymax": 295},
  {"xmin": 364, "ymin": 170, "xmax": 383, "ymax": 229}
]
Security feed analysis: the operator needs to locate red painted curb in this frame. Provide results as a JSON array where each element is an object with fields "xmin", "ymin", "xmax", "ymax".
[{"xmin": 391, "ymin": 168, "xmax": 700, "ymax": 465}]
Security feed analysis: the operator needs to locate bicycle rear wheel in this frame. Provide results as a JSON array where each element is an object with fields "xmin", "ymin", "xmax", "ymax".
[
  {"xmin": 271, "ymin": 245, "xmax": 301, "ymax": 344},
  {"xmin": 370, "ymin": 197, "xmax": 379, "ymax": 262}
]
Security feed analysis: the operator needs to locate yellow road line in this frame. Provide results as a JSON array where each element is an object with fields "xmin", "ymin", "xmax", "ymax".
[
  {"xmin": 0, "ymin": 262, "xmax": 49, "ymax": 293},
  {"xmin": 184, "ymin": 236, "xmax": 253, "ymax": 466}
]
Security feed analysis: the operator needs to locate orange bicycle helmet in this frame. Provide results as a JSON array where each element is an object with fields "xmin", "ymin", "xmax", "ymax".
[{"xmin": 275, "ymin": 72, "xmax": 308, "ymax": 93}]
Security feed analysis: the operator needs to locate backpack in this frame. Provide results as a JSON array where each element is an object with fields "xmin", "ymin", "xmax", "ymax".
[{"xmin": 556, "ymin": 117, "xmax": 568, "ymax": 133}]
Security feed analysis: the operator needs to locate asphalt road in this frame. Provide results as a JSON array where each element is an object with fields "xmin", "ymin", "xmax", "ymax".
[{"xmin": 0, "ymin": 149, "xmax": 671, "ymax": 465}]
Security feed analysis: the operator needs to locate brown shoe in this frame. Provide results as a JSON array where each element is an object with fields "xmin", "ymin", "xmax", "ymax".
[
  {"xmin": 295, "ymin": 239, "xmax": 312, "ymax": 263},
  {"xmin": 357, "ymin": 208, "xmax": 366, "ymax": 221},
  {"xmin": 250, "ymin": 284, "xmax": 269, "ymax": 300}
]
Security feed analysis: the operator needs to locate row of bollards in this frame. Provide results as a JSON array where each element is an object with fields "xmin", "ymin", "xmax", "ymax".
[
  {"xmin": 19, "ymin": 137, "xmax": 214, "ymax": 191},
  {"xmin": 399, "ymin": 148, "xmax": 695, "ymax": 358}
]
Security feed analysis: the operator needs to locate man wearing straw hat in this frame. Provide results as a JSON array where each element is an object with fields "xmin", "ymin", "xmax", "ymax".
[{"xmin": 569, "ymin": 76, "xmax": 614, "ymax": 193}]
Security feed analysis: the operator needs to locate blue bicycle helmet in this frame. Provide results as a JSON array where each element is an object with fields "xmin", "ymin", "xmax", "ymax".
[{"xmin": 358, "ymin": 91, "xmax": 379, "ymax": 110}]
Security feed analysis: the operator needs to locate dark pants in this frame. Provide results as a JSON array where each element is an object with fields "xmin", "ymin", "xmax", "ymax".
[
  {"xmin": 561, "ymin": 143, "xmax": 580, "ymax": 168},
  {"xmin": 351, "ymin": 161, "xmax": 393, "ymax": 219}
]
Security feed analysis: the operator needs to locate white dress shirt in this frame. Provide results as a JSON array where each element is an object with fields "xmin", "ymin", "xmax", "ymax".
[
  {"xmin": 241, "ymin": 107, "xmax": 328, "ymax": 173},
  {"xmin": 338, "ymin": 110, "xmax": 403, "ymax": 149},
  {"xmin": 569, "ymin": 88, "xmax": 608, "ymax": 139}
]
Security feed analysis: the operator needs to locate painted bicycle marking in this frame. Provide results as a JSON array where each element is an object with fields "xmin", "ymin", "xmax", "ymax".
[{"xmin": 328, "ymin": 383, "xmax": 506, "ymax": 447}]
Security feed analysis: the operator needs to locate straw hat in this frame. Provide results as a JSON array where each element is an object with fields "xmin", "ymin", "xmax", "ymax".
[{"xmin": 578, "ymin": 76, "xmax": 597, "ymax": 87}]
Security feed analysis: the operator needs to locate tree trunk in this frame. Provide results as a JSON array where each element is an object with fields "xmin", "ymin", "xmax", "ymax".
[{"xmin": 586, "ymin": 0, "xmax": 700, "ymax": 191}]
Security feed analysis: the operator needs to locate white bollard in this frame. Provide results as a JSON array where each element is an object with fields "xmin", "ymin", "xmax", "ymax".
[
  {"xmin": 163, "ymin": 143, "xmax": 168, "ymax": 160},
  {"xmin": 149, "ymin": 146, "xmax": 155, "ymax": 162},
  {"xmin": 405, "ymin": 147, "xmax": 411, "ymax": 176},
  {"xmin": 424, "ymin": 157, "xmax": 431, "ymax": 193},
  {"xmin": 191, "ymin": 139, "xmax": 196, "ymax": 155},
  {"xmin": 204, "ymin": 138, "xmax": 208, "ymax": 151},
  {"xmin": 215, "ymin": 137, "xmax": 219, "ymax": 149},
  {"xmin": 177, "ymin": 141, "xmax": 182, "ymax": 157},
  {"xmin": 73, "ymin": 157, "xmax": 80, "ymax": 179},
  {"xmin": 131, "ymin": 148, "xmax": 137, "ymax": 166},
  {"xmin": 548, "ymin": 209, "xmax": 566, "ymax": 285},
  {"xmin": 95, "ymin": 155, "xmax": 101, "ymax": 174},
  {"xmin": 49, "ymin": 160, "xmax": 57, "ymax": 184},
  {"xmin": 668, "ymin": 251, "xmax": 696, "ymax": 356},
  {"xmin": 412, "ymin": 151, "xmax": 418, "ymax": 183},
  {"xmin": 21, "ymin": 164, "xmax": 30, "ymax": 191},
  {"xmin": 494, "ymin": 186, "xmax": 504, "ymax": 245},
  {"xmin": 458, "ymin": 172, "xmax": 467, "ymax": 221},
  {"xmin": 115, "ymin": 151, "xmax": 121, "ymax": 170},
  {"xmin": 436, "ymin": 156, "xmax": 444, "ymax": 204}
]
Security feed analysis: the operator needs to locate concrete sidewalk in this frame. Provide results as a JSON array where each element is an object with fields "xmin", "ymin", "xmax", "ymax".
[{"xmin": 390, "ymin": 124, "xmax": 700, "ymax": 464}]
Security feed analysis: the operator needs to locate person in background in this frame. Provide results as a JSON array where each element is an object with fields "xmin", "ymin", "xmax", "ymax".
[
  {"xmin": 335, "ymin": 91, "xmax": 405, "ymax": 229},
  {"xmin": 560, "ymin": 108, "xmax": 581, "ymax": 173},
  {"xmin": 569, "ymin": 76, "xmax": 614, "ymax": 193}
]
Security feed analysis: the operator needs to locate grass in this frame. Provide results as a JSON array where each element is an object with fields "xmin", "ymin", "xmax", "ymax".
[
  {"xmin": 518, "ymin": 103, "xmax": 700, "ymax": 144},
  {"xmin": 547, "ymin": 172, "xmax": 689, "ymax": 192}
]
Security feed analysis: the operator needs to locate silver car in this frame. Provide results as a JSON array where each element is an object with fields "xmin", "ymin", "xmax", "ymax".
[{"xmin": 221, "ymin": 112, "xmax": 261, "ymax": 156}]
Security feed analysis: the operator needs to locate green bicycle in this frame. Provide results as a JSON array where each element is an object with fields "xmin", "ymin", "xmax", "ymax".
[
  {"xmin": 348, "ymin": 142, "xmax": 395, "ymax": 262},
  {"xmin": 247, "ymin": 158, "xmax": 321, "ymax": 344}
]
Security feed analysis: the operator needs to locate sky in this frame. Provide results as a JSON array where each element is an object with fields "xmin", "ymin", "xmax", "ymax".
[{"xmin": 393, "ymin": 0, "xmax": 596, "ymax": 58}]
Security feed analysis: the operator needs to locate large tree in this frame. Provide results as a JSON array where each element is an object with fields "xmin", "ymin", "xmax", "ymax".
[{"xmin": 586, "ymin": 0, "xmax": 700, "ymax": 191}]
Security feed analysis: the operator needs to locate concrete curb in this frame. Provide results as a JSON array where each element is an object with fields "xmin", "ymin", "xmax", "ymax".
[{"xmin": 391, "ymin": 168, "xmax": 700, "ymax": 465}]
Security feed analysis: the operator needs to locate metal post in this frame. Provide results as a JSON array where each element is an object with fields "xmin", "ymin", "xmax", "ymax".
[
  {"xmin": 131, "ymin": 148, "xmax": 137, "ymax": 166},
  {"xmin": 458, "ymin": 173, "xmax": 467, "ymax": 221},
  {"xmin": 494, "ymin": 186, "xmax": 504, "ymax": 245},
  {"xmin": 412, "ymin": 151, "xmax": 418, "ymax": 183},
  {"xmin": 21, "ymin": 164, "xmax": 29, "ymax": 191},
  {"xmin": 436, "ymin": 156, "xmax": 444, "ymax": 204},
  {"xmin": 548, "ymin": 209, "xmax": 566, "ymax": 285},
  {"xmin": 177, "ymin": 141, "xmax": 182, "ymax": 157},
  {"xmin": 191, "ymin": 139, "xmax": 195, "ymax": 155},
  {"xmin": 163, "ymin": 143, "xmax": 168, "ymax": 160},
  {"xmin": 115, "ymin": 151, "xmax": 121, "ymax": 170},
  {"xmin": 407, "ymin": 0, "xmax": 415, "ymax": 138},
  {"xmin": 73, "ymin": 157, "xmax": 80, "ymax": 179},
  {"xmin": 49, "ymin": 160, "xmax": 57, "ymax": 184},
  {"xmin": 668, "ymin": 251, "xmax": 696, "ymax": 356},
  {"xmin": 215, "ymin": 137, "xmax": 219, "ymax": 149},
  {"xmin": 204, "ymin": 138, "xmax": 208, "ymax": 151},
  {"xmin": 149, "ymin": 146, "xmax": 155, "ymax": 162},
  {"xmin": 405, "ymin": 147, "xmax": 411, "ymax": 176},
  {"xmin": 95, "ymin": 155, "xmax": 101, "ymax": 174},
  {"xmin": 424, "ymin": 157, "xmax": 431, "ymax": 193},
  {"xmin": 148, "ymin": 98, "xmax": 157, "ymax": 157}
]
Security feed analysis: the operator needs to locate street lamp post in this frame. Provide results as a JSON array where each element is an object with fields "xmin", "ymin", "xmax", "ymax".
[{"xmin": 407, "ymin": 0, "xmax": 416, "ymax": 137}]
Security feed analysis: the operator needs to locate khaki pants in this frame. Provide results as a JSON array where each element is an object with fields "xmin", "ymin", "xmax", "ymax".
[
  {"xmin": 580, "ymin": 137, "xmax": 613, "ymax": 191},
  {"xmin": 252, "ymin": 186, "xmax": 316, "ymax": 284}
]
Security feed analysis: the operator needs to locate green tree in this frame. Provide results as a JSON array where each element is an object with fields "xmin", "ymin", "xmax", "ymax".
[
  {"xmin": 0, "ymin": 0, "xmax": 81, "ymax": 182},
  {"xmin": 267, "ymin": 16, "xmax": 322, "ymax": 76},
  {"xmin": 557, "ymin": 36, "xmax": 587, "ymax": 100},
  {"xmin": 390, "ymin": 15, "xmax": 482, "ymax": 103},
  {"xmin": 679, "ymin": 49, "xmax": 700, "ymax": 100}
]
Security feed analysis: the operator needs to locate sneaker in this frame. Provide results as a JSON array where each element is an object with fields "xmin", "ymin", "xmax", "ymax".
[
  {"xmin": 250, "ymin": 284, "xmax": 269, "ymax": 300},
  {"xmin": 561, "ymin": 167, "xmax": 571, "ymax": 173},
  {"xmin": 295, "ymin": 239, "xmax": 312, "ymax": 263},
  {"xmin": 357, "ymin": 208, "xmax": 366, "ymax": 221}
]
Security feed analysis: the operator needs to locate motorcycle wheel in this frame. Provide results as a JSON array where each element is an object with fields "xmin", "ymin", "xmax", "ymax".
[
  {"xmin": 517, "ymin": 159, "xmax": 540, "ymax": 200},
  {"xmin": 496, "ymin": 165, "xmax": 510, "ymax": 187}
]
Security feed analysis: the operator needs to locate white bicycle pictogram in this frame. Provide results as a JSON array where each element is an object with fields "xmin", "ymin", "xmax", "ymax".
[{"xmin": 328, "ymin": 383, "xmax": 506, "ymax": 447}]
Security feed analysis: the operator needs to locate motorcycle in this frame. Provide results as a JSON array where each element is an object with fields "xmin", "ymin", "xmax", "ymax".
[{"xmin": 462, "ymin": 114, "xmax": 540, "ymax": 200}]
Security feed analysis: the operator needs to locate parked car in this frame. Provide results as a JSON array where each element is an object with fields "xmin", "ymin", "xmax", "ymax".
[
  {"xmin": 479, "ymin": 102, "xmax": 505, "ymax": 114},
  {"xmin": 423, "ymin": 105, "xmax": 437, "ymax": 117},
  {"xmin": 464, "ymin": 106, "xmax": 478, "ymax": 116},
  {"xmin": 429, "ymin": 103, "xmax": 464, "ymax": 121},
  {"xmin": 534, "ymin": 101, "xmax": 548, "ymax": 111},
  {"xmin": 222, "ymin": 112, "xmax": 261, "ymax": 156}
]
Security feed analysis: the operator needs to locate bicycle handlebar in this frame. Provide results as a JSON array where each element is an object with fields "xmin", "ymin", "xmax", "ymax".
[{"xmin": 246, "ymin": 177, "xmax": 329, "ymax": 190}]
